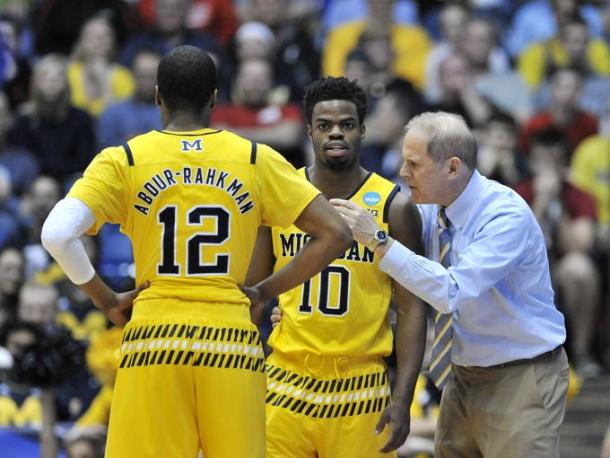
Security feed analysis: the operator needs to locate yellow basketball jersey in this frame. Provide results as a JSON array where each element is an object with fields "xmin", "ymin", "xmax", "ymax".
[
  {"xmin": 268, "ymin": 169, "xmax": 400, "ymax": 357},
  {"xmin": 68, "ymin": 128, "xmax": 319, "ymax": 308}
]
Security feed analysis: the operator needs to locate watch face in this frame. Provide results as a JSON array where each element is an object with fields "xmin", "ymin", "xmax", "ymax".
[{"xmin": 375, "ymin": 230, "xmax": 387, "ymax": 242}]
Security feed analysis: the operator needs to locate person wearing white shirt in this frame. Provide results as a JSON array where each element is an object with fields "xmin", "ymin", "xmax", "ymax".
[{"xmin": 332, "ymin": 111, "xmax": 568, "ymax": 458}]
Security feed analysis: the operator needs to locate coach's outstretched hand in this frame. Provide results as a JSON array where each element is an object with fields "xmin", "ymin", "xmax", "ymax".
[{"xmin": 376, "ymin": 400, "xmax": 410, "ymax": 453}]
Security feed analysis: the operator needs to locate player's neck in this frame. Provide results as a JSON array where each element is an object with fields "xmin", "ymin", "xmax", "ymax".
[
  {"xmin": 308, "ymin": 164, "xmax": 369, "ymax": 200},
  {"xmin": 163, "ymin": 110, "xmax": 210, "ymax": 132}
]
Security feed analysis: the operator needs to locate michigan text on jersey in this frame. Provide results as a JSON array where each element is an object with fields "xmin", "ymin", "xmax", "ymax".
[
  {"xmin": 280, "ymin": 233, "xmax": 375, "ymax": 264},
  {"xmin": 134, "ymin": 167, "xmax": 255, "ymax": 216}
]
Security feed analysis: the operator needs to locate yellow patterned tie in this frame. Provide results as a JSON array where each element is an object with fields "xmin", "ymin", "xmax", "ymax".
[{"xmin": 429, "ymin": 208, "xmax": 453, "ymax": 390}]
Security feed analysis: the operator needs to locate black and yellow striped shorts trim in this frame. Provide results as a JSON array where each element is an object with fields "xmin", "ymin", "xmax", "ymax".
[
  {"xmin": 265, "ymin": 364, "xmax": 391, "ymax": 418},
  {"xmin": 118, "ymin": 322, "xmax": 265, "ymax": 373}
]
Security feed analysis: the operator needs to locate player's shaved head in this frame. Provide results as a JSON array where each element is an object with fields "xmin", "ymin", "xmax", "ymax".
[{"xmin": 157, "ymin": 45, "xmax": 217, "ymax": 114}]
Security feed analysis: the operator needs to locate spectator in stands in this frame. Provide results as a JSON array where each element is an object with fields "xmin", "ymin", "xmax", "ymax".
[
  {"xmin": 211, "ymin": 58, "xmax": 305, "ymax": 167},
  {"xmin": 518, "ymin": 15, "xmax": 610, "ymax": 90},
  {"xmin": 458, "ymin": 17, "xmax": 532, "ymax": 123},
  {"xmin": 32, "ymin": 0, "xmax": 133, "ymax": 56},
  {"xmin": 352, "ymin": 29, "xmax": 416, "ymax": 106},
  {"xmin": 0, "ymin": 16, "xmax": 17, "ymax": 89},
  {"xmin": 429, "ymin": 53, "xmax": 493, "ymax": 128},
  {"xmin": 0, "ymin": 320, "xmax": 41, "ymax": 428},
  {"xmin": 323, "ymin": 0, "xmax": 430, "ymax": 90},
  {"xmin": 0, "ymin": 91, "xmax": 39, "ymax": 196},
  {"xmin": 0, "ymin": 94, "xmax": 33, "ymax": 251},
  {"xmin": 321, "ymin": 0, "xmax": 418, "ymax": 32},
  {"xmin": 68, "ymin": 13, "xmax": 134, "ymax": 117},
  {"xmin": 0, "ymin": 166, "xmax": 27, "ymax": 250},
  {"xmin": 19, "ymin": 176, "xmax": 61, "ymax": 278},
  {"xmin": 506, "ymin": 0, "xmax": 604, "ymax": 58},
  {"xmin": 240, "ymin": 0, "xmax": 321, "ymax": 102},
  {"xmin": 0, "ymin": 14, "xmax": 31, "ymax": 110},
  {"xmin": 10, "ymin": 281, "xmax": 92, "ymax": 450},
  {"xmin": 519, "ymin": 67, "xmax": 598, "ymax": 157},
  {"xmin": 8, "ymin": 55, "xmax": 96, "ymax": 185},
  {"xmin": 120, "ymin": 0, "xmax": 221, "ymax": 67},
  {"xmin": 97, "ymin": 49, "xmax": 162, "ymax": 149},
  {"xmin": 234, "ymin": 21, "xmax": 275, "ymax": 62},
  {"xmin": 424, "ymin": 3, "xmax": 469, "ymax": 103},
  {"xmin": 221, "ymin": 21, "xmax": 278, "ymax": 101},
  {"xmin": 17, "ymin": 282, "xmax": 58, "ymax": 326},
  {"xmin": 0, "ymin": 247, "xmax": 24, "ymax": 326},
  {"xmin": 477, "ymin": 110, "xmax": 524, "ymax": 187},
  {"xmin": 570, "ymin": 108, "xmax": 610, "ymax": 234},
  {"xmin": 344, "ymin": 48, "xmax": 372, "ymax": 95},
  {"xmin": 459, "ymin": 17, "xmax": 510, "ymax": 78},
  {"xmin": 138, "ymin": 0, "xmax": 238, "ymax": 45},
  {"xmin": 570, "ymin": 108, "xmax": 610, "ymax": 363},
  {"xmin": 515, "ymin": 129, "xmax": 601, "ymax": 377}
]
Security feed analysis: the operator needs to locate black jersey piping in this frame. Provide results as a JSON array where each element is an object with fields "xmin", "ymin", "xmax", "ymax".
[
  {"xmin": 303, "ymin": 168, "xmax": 374, "ymax": 201},
  {"xmin": 383, "ymin": 184, "xmax": 400, "ymax": 223},
  {"xmin": 154, "ymin": 129, "xmax": 223, "ymax": 137},
  {"xmin": 250, "ymin": 142, "xmax": 257, "ymax": 164},
  {"xmin": 122, "ymin": 142, "xmax": 134, "ymax": 166}
]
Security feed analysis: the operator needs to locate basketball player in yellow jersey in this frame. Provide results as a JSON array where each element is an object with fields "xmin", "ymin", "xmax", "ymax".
[
  {"xmin": 41, "ymin": 47, "xmax": 352, "ymax": 458},
  {"xmin": 246, "ymin": 77, "xmax": 427, "ymax": 457}
]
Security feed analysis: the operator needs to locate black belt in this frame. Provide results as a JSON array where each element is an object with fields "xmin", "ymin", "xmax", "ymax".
[{"xmin": 485, "ymin": 345, "xmax": 563, "ymax": 369}]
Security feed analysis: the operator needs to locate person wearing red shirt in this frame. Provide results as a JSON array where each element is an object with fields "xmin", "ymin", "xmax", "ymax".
[
  {"xmin": 211, "ymin": 58, "xmax": 305, "ymax": 167},
  {"xmin": 516, "ymin": 127, "xmax": 601, "ymax": 378},
  {"xmin": 519, "ymin": 68, "xmax": 598, "ymax": 157}
]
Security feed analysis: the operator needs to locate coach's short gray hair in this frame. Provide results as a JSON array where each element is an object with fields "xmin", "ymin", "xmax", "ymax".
[{"xmin": 405, "ymin": 112, "xmax": 477, "ymax": 168}]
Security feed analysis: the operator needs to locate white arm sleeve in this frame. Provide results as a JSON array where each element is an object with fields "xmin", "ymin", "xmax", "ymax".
[{"xmin": 41, "ymin": 197, "xmax": 97, "ymax": 285}]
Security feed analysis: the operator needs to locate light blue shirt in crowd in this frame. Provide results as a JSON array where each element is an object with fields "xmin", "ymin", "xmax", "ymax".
[
  {"xmin": 379, "ymin": 170, "xmax": 566, "ymax": 367},
  {"xmin": 97, "ymin": 99, "xmax": 162, "ymax": 150}
]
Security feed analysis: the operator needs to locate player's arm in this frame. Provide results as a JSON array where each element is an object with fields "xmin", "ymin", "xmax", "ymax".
[
  {"xmin": 377, "ymin": 193, "xmax": 427, "ymax": 453},
  {"xmin": 41, "ymin": 198, "xmax": 147, "ymax": 327},
  {"xmin": 244, "ymin": 226, "xmax": 275, "ymax": 326},
  {"xmin": 245, "ymin": 226, "xmax": 275, "ymax": 286},
  {"xmin": 244, "ymin": 195, "xmax": 352, "ymax": 307}
]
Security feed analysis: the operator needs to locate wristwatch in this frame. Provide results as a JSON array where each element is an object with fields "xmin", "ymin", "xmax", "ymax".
[{"xmin": 369, "ymin": 229, "xmax": 388, "ymax": 251}]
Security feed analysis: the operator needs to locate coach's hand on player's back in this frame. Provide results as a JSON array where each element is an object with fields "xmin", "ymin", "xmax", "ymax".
[{"xmin": 376, "ymin": 400, "xmax": 410, "ymax": 453}]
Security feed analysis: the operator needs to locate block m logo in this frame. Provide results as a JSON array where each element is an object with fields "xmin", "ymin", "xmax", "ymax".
[{"xmin": 180, "ymin": 139, "xmax": 203, "ymax": 152}]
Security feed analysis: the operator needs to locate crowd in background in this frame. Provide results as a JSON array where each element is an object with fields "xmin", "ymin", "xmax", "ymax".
[{"xmin": 0, "ymin": 0, "xmax": 608, "ymax": 456}]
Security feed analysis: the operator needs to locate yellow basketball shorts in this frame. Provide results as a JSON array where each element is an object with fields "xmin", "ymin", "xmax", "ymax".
[
  {"xmin": 105, "ymin": 300, "xmax": 266, "ymax": 458},
  {"xmin": 265, "ymin": 351, "xmax": 397, "ymax": 458}
]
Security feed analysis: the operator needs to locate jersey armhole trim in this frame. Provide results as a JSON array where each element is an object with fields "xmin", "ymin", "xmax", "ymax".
[
  {"xmin": 250, "ymin": 142, "xmax": 258, "ymax": 164},
  {"xmin": 383, "ymin": 184, "xmax": 400, "ymax": 223},
  {"xmin": 122, "ymin": 142, "xmax": 134, "ymax": 166}
]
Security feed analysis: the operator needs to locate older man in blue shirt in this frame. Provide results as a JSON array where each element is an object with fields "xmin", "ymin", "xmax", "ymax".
[{"xmin": 332, "ymin": 111, "xmax": 568, "ymax": 458}]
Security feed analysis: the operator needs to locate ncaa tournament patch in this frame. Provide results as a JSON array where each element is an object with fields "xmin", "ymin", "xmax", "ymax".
[{"xmin": 363, "ymin": 191, "xmax": 381, "ymax": 206}]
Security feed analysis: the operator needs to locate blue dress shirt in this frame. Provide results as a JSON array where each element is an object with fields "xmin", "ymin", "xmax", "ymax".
[{"xmin": 379, "ymin": 171, "xmax": 566, "ymax": 367}]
